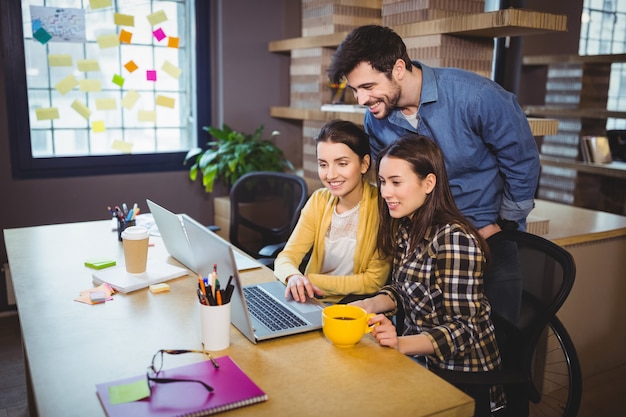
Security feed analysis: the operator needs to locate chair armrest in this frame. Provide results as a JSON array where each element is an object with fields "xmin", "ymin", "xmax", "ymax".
[{"xmin": 258, "ymin": 242, "xmax": 286, "ymax": 258}]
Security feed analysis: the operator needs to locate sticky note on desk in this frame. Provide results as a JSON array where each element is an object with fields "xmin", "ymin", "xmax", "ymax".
[
  {"xmin": 90, "ymin": 291, "xmax": 106, "ymax": 304},
  {"xmin": 84, "ymin": 259, "xmax": 116, "ymax": 270},
  {"xmin": 149, "ymin": 283, "xmax": 170, "ymax": 294},
  {"xmin": 108, "ymin": 379, "xmax": 150, "ymax": 404}
]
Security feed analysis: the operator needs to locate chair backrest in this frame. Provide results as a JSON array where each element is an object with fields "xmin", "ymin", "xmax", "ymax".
[
  {"xmin": 486, "ymin": 230, "xmax": 576, "ymax": 396},
  {"xmin": 229, "ymin": 171, "xmax": 308, "ymax": 257}
]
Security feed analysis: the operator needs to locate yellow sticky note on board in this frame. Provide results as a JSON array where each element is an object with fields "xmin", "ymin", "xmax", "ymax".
[
  {"xmin": 97, "ymin": 34, "xmax": 120, "ymax": 49},
  {"xmin": 89, "ymin": 0, "xmax": 112, "ymax": 10},
  {"xmin": 122, "ymin": 90, "xmax": 140, "ymax": 109},
  {"xmin": 156, "ymin": 95, "xmax": 175, "ymax": 108},
  {"xmin": 77, "ymin": 59, "xmax": 100, "ymax": 72},
  {"xmin": 90, "ymin": 0, "xmax": 112, "ymax": 9},
  {"xmin": 48, "ymin": 54, "xmax": 73, "ymax": 67},
  {"xmin": 138, "ymin": 110, "xmax": 156, "ymax": 122},
  {"xmin": 92, "ymin": 120, "xmax": 106, "ymax": 132},
  {"xmin": 112, "ymin": 140, "xmax": 133, "ymax": 153},
  {"xmin": 71, "ymin": 100, "xmax": 92, "ymax": 120},
  {"xmin": 55, "ymin": 74, "xmax": 79, "ymax": 95},
  {"xmin": 96, "ymin": 98, "xmax": 117, "ymax": 111},
  {"xmin": 35, "ymin": 107, "xmax": 59, "ymax": 121},
  {"xmin": 79, "ymin": 79, "xmax": 102, "ymax": 92},
  {"xmin": 161, "ymin": 60, "xmax": 182, "ymax": 79},
  {"xmin": 114, "ymin": 13, "xmax": 135, "ymax": 27},
  {"xmin": 146, "ymin": 10, "xmax": 168, "ymax": 26}
]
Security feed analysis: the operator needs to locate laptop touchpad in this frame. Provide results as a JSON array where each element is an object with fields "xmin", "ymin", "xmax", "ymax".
[{"xmin": 286, "ymin": 299, "xmax": 324, "ymax": 314}]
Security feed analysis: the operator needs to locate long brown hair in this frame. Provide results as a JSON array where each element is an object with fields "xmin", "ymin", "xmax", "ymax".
[{"xmin": 375, "ymin": 134, "xmax": 489, "ymax": 261}]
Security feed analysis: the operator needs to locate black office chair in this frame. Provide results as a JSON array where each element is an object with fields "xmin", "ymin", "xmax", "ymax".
[
  {"xmin": 228, "ymin": 171, "xmax": 308, "ymax": 269},
  {"xmin": 428, "ymin": 230, "xmax": 581, "ymax": 417}
]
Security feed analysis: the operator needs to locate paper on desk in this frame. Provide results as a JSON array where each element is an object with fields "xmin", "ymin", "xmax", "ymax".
[
  {"xmin": 92, "ymin": 261, "xmax": 188, "ymax": 293},
  {"xmin": 75, "ymin": 283, "xmax": 115, "ymax": 305}
]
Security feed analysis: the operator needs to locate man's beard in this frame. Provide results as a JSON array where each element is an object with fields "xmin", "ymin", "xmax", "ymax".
[{"xmin": 368, "ymin": 81, "xmax": 401, "ymax": 119}]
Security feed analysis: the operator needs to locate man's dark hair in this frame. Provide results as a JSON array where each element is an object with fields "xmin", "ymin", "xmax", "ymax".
[{"xmin": 327, "ymin": 25, "xmax": 413, "ymax": 84}]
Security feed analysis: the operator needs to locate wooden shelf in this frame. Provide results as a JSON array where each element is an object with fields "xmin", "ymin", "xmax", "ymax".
[
  {"xmin": 394, "ymin": 8, "xmax": 567, "ymax": 38},
  {"xmin": 524, "ymin": 53, "xmax": 626, "ymax": 65},
  {"xmin": 270, "ymin": 106, "xmax": 364, "ymax": 125},
  {"xmin": 271, "ymin": 106, "xmax": 559, "ymax": 137},
  {"xmin": 524, "ymin": 105, "xmax": 626, "ymax": 120},
  {"xmin": 540, "ymin": 155, "xmax": 626, "ymax": 180},
  {"xmin": 269, "ymin": 9, "xmax": 567, "ymax": 52}
]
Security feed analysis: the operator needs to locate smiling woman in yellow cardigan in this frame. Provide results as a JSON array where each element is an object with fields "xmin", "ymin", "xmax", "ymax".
[{"xmin": 274, "ymin": 120, "xmax": 391, "ymax": 304}]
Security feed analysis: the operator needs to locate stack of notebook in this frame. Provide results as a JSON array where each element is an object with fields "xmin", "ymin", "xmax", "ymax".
[{"xmin": 96, "ymin": 355, "xmax": 267, "ymax": 416}]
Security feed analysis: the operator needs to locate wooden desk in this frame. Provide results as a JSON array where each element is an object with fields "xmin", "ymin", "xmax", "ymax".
[
  {"xmin": 4, "ymin": 220, "xmax": 473, "ymax": 417},
  {"xmin": 531, "ymin": 200, "xmax": 626, "ymax": 379}
]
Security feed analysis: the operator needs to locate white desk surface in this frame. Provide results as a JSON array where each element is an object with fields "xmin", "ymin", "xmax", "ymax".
[{"xmin": 4, "ymin": 220, "xmax": 473, "ymax": 417}]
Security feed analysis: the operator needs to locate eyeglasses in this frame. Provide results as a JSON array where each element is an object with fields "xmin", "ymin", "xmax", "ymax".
[{"xmin": 146, "ymin": 349, "xmax": 219, "ymax": 393}]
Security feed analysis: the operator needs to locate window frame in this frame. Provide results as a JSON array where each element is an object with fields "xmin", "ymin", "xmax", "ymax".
[
  {"xmin": 579, "ymin": 0, "xmax": 626, "ymax": 130},
  {"xmin": 0, "ymin": 0, "xmax": 211, "ymax": 179}
]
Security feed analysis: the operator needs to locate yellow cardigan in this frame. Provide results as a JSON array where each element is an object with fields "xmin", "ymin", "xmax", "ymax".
[{"xmin": 274, "ymin": 181, "xmax": 391, "ymax": 303}]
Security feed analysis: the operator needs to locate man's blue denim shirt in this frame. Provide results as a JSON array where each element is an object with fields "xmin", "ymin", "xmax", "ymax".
[{"xmin": 365, "ymin": 61, "xmax": 540, "ymax": 229}]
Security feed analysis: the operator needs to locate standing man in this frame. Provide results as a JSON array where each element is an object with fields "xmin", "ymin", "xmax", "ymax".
[{"xmin": 328, "ymin": 25, "xmax": 540, "ymax": 325}]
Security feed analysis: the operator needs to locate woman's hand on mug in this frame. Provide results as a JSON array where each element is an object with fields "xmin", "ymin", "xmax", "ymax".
[
  {"xmin": 369, "ymin": 314, "xmax": 399, "ymax": 349},
  {"xmin": 285, "ymin": 274, "xmax": 323, "ymax": 302}
]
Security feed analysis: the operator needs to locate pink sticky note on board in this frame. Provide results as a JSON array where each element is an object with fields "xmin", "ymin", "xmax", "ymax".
[
  {"xmin": 146, "ymin": 70, "xmax": 157, "ymax": 81},
  {"xmin": 153, "ymin": 28, "xmax": 166, "ymax": 41}
]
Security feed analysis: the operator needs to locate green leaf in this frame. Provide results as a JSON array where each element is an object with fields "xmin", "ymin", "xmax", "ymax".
[
  {"xmin": 189, "ymin": 163, "xmax": 198, "ymax": 181},
  {"xmin": 201, "ymin": 165, "xmax": 218, "ymax": 193},
  {"xmin": 183, "ymin": 147, "xmax": 203, "ymax": 164},
  {"xmin": 198, "ymin": 150, "xmax": 218, "ymax": 169}
]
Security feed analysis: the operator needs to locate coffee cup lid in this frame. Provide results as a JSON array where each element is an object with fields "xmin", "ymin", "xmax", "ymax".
[{"xmin": 121, "ymin": 225, "xmax": 149, "ymax": 240}]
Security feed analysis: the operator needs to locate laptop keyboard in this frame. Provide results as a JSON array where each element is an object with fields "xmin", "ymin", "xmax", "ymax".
[{"xmin": 243, "ymin": 286, "xmax": 308, "ymax": 331}]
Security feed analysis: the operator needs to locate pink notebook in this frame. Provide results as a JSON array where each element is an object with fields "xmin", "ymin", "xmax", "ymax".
[{"xmin": 96, "ymin": 356, "xmax": 267, "ymax": 416}]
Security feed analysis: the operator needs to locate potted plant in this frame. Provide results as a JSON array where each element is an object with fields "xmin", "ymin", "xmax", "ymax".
[{"xmin": 184, "ymin": 123, "xmax": 295, "ymax": 193}]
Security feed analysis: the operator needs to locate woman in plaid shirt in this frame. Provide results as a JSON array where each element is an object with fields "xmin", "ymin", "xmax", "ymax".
[{"xmin": 352, "ymin": 134, "xmax": 501, "ymax": 413}]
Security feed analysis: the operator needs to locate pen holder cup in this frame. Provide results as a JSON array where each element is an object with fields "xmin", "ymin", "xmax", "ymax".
[
  {"xmin": 117, "ymin": 219, "xmax": 136, "ymax": 241},
  {"xmin": 200, "ymin": 302, "xmax": 231, "ymax": 351}
]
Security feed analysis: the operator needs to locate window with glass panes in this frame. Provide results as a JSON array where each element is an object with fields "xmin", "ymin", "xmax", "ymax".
[
  {"xmin": 24, "ymin": 0, "xmax": 193, "ymax": 157},
  {"xmin": 580, "ymin": 0, "xmax": 626, "ymax": 130}
]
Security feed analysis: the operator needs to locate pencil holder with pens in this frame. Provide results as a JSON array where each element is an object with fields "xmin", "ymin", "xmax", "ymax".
[
  {"xmin": 200, "ymin": 302, "xmax": 231, "ymax": 351},
  {"xmin": 117, "ymin": 219, "xmax": 136, "ymax": 242},
  {"xmin": 197, "ymin": 269, "xmax": 234, "ymax": 351}
]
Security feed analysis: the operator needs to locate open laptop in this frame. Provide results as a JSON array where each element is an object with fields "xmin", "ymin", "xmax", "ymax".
[
  {"xmin": 146, "ymin": 199, "xmax": 261, "ymax": 272},
  {"xmin": 181, "ymin": 213, "xmax": 325, "ymax": 343}
]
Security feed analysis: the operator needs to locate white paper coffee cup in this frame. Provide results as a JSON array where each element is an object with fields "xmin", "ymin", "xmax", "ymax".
[{"xmin": 121, "ymin": 226, "xmax": 150, "ymax": 274}]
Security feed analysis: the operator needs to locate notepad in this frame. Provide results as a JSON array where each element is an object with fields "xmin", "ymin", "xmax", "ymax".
[
  {"xmin": 96, "ymin": 355, "xmax": 267, "ymax": 417},
  {"xmin": 91, "ymin": 261, "xmax": 188, "ymax": 293}
]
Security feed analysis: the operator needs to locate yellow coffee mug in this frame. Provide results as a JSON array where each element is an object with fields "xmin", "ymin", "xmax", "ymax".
[{"xmin": 322, "ymin": 305, "xmax": 376, "ymax": 348}]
